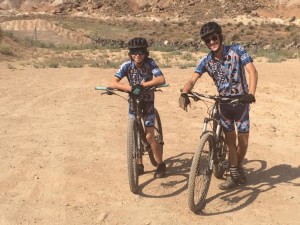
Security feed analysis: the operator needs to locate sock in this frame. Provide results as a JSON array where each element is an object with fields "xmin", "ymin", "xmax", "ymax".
[{"xmin": 229, "ymin": 166, "xmax": 238, "ymax": 180}]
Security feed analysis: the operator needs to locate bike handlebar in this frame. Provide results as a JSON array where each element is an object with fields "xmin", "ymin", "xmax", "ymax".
[
  {"xmin": 95, "ymin": 83, "xmax": 169, "ymax": 95},
  {"xmin": 188, "ymin": 91, "xmax": 243, "ymax": 104}
]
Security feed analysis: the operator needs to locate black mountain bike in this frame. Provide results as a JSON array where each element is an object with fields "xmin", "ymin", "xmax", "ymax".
[
  {"xmin": 186, "ymin": 92, "xmax": 244, "ymax": 212},
  {"xmin": 96, "ymin": 84, "xmax": 168, "ymax": 194}
]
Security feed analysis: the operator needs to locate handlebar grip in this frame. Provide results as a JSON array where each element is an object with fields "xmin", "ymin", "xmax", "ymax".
[
  {"xmin": 95, "ymin": 86, "xmax": 107, "ymax": 90},
  {"xmin": 157, "ymin": 83, "xmax": 169, "ymax": 88}
]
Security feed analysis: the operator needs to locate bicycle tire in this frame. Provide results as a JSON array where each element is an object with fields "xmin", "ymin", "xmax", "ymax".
[
  {"xmin": 148, "ymin": 108, "xmax": 164, "ymax": 167},
  {"xmin": 213, "ymin": 135, "xmax": 227, "ymax": 179},
  {"xmin": 187, "ymin": 132, "xmax": 214, "ymax": 213},
  {"xmin": 127, "ymin": 119, "xmax": 139, "ymax": 194}
]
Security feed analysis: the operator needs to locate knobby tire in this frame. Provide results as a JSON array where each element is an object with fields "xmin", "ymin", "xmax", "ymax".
[
  {"xmin": 127, "ymin": 119, "xmax": 139, "ymax": 194},
  {"xmin": 188, "ymin": 132, "xmax": 214, "ymax": 213}
]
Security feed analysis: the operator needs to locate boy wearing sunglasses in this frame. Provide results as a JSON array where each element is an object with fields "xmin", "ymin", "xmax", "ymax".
[
  {"xmin": 110, "ymin": 37, "xmax": 167, "ymax": 178},
  {"xmin": 179, "ymin": 22, "xmax": 258, "ymax": 189}
]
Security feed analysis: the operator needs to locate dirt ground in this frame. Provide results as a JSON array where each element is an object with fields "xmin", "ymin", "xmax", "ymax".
[{"xmin": 0, "ymin": 58, "xmax": 299, "ymax": 225}]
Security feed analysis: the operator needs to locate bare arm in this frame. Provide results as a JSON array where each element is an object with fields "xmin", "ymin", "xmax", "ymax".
[
  {"xmin": 181, "ymin": 72, "xmax": 201, "ymax": 93},
  {"xmin": 245, "ymin": 62, "xmax": 258, "ymax": 95},
  {"xmin": 110, "ymin": 76, "xmax": 131, "ymax": 92},
  {"xmin": 142, "ymin": 75, "xmax": 165, "ymax": 88},
  {"xmin": 110, "ymin": 74, "xmax": 166, "ymax": 92}
]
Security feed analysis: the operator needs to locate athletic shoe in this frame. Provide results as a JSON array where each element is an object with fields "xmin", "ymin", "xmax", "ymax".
[
  {"xmin": 154, "ymin": 162, "xmax": 166, "ymax": 178},
  {"xmin": 137, "ymin": 164, "xmax": 144, "ymax": 175},
  {"xmin": 238, "ymin": 166, "xmax": 247, "ymax": 184},
  {"xmin": 218, "ymin": 176, "xmax": 239, "ymax": 190}
]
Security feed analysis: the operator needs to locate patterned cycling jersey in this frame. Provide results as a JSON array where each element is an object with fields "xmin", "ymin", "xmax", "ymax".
[
  {"xmin": 115, "ymin": 58, "xmax": 163, "ymax": 101},
  {"xmin": 195, "ymin": 44, "xmax": 253, "ymax": 96}
]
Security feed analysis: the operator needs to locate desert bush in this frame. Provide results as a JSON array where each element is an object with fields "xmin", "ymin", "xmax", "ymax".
[
  {"xmin": 48, "ymin": 61, "xmax": 60, "ymax": 68},
  {"xmin": 151, "ymin": 44, "xmax": 177, "ymax": 52},
  {"xmin": 63, "ymin": 58, "xmax": 85, "ymax": 68},
  {"xmin": 245, "ymin": 29, "xmax": 255, "ymax": 35},
  {"xmin": 181, "ymin": 52, "xmax": 194, "ymax": 61},
  {"xmin": 252, "ymin": 49, "xmax": 297, "ymax": 62},
  {"xmin": 236, "ymin": 22, "xmax": 243, "ymax": 28},
  {"xmin": 230, "ymin": 34, "xmax": 240, "ymax": 42},
  {"xmin": 7, "ymin": 63, "xmax": 16, "ymax": 69},
  {"xmin": 0, "ymin": 45, "xmax": 14, "ymax": 56},
  {"xmin": 178, "ymin": 62, "xmax": 196, "ymax": 69}
]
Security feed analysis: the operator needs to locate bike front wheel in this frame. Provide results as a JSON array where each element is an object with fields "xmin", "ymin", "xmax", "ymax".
[
  {"xmin": 127, "ymin": 119, "xmax": 139, "ymax": 194},
  {"xmin": 187, "ymin": 132, "xmax": 214, "ymax": 213}
]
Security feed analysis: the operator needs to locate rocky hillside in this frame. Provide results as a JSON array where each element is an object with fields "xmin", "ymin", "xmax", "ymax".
[
  {"xmin": 0, "ymin": 0, "xmax": 299, "ymax": 20},
  {"xmin": 0, "ymin": 0, "xmax": 299, "ymax": 58}
]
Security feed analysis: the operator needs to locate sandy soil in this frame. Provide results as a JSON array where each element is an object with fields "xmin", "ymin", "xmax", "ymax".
[{"xmin": 0, "ymin": 59, "xmax": 299, "ymax": 225}]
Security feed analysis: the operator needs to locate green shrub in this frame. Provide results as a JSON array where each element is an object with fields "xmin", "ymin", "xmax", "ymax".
[{"xmin": 0, "ymin": 45, "xmax": 14, "ymax": 56}]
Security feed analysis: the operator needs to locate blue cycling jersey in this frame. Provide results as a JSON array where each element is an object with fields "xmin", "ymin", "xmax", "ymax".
[
  {"xmin": 195, "ymin": 44, "xmax": 253, "ymax": 96},
  {"xmin": 115, "ymin": 58, "xmax": 163, "ymax": 101}
]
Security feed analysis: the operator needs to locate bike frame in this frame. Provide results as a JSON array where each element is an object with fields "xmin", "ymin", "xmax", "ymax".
[
  {"xmin": 190, "ymin": 92, "xmax": 241, "ymax": 172},
  {"xmin": 129, "ymin": 93, "xmax": 151, "ymax": 159},
  {"xmin": 96, "ymin": 83, "xmax": 168, "ymax": 157},
  {"xmin": 187, "ymin": 92, "xmax": 248, "ymax": 212}
]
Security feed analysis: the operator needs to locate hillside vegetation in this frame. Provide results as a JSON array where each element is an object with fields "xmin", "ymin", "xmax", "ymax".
[{"xmin": 0, "ymin": 0, "xmax": 299, "ymax": 67}]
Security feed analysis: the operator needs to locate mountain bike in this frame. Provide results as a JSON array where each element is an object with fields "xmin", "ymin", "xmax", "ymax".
[
  {"xmin": 96, "ymin": 84, "xmax": 168, "ymax": 194},
  {"xmin": 186, "ymin": 92, "xmax": 244, "ymax": 212}
]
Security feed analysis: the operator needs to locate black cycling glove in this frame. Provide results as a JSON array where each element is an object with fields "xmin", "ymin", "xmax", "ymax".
[
  {"xmin": 240, "ymin": 94, "xmax": 256, "ymax": 103},
  {"xmin": 179, "ymin": 93, "xmax": 191, "ymax": 111},
  {"xmin": 131, "ymin": 84, "xmax": 144, "ymax": 96}
]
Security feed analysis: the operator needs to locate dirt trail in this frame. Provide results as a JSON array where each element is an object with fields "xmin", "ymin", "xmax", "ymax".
[{"xmin": 0, "ymin": 60, "xmax": 299, "ymax": 225}]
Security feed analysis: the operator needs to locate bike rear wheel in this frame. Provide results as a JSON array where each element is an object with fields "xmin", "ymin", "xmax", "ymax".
[
  {"xmin": 127, "ymin": 119, "xmax": 139, "ymax": 194},
  {"xmin": 148, "ymin": 108, "xmax": 164, "ymax": 167},
  {"xmin": 188, "ymin": 132, "xmax": 214, "ymax": 212}
]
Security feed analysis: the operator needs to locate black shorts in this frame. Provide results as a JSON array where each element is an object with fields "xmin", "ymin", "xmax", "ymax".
[{"xmin": 219, "ymin": 103, "xmax": 250, "ymax": 133}]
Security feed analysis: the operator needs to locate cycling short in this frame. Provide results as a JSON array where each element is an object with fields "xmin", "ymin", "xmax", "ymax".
[
  {"xmin": 129, "ymin": 100, "xmax": 155, "ymax": 127},
  {"xmin": 219, "ymin": 103, "xmax": 250, "ymax": 133}
]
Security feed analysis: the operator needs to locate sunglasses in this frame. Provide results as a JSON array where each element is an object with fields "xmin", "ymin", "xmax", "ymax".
[
  {"xmin": 204, "ymin": 35, "xmax": 219, "ymax": 45},
  {"xmin": 130, "ymin": 49, "xmax": 145, "ymax": 55}
]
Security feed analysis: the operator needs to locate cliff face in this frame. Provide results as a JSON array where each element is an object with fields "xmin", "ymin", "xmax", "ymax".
[{"xmin": 0, "ymin": 0, "xmax": 58, "ymax": 10}]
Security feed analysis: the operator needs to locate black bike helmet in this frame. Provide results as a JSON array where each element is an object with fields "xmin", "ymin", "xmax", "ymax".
[
  {"xmin": 127, "ymin": 37, "xmax": 149, "ymax": 49},
  {"xmin": 199, "ymin": 22, "xmax": 222, "ymax": 39}
]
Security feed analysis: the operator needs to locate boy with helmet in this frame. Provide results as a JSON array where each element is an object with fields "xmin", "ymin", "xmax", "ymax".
[
  {"xmin": 110, "ymin": 37, "xmax": 167, "ymax": 178},
  {"xmin": 179, "ymin": 22, "xmax": 258, "ymax": 189}
]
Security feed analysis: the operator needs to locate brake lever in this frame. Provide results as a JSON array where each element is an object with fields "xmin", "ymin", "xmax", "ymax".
[
  {"xmin": 230, "ymin": 99, "xmax": 241, "ymax": 105},
  {"xmin": 193, "ymin": 96, "xmax": 200, "ymax": 102},
  {"xmin": 101, "ymin": 90, "xmax": 114, "ymax": 95},
  {"xmin": 189, "ymin": 93, "xmax": 200, "ymax": 102}
]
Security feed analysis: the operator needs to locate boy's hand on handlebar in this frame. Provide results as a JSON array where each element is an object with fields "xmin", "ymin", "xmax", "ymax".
[
  {"xmin": 179, "ymin": 93, "xmax": 191, "ymax": 111},
  {"xmin": 131, "ymin": 84, "xmax": 144, "ymax": 96},
  {"xmin": 240, "ymin": 94, "xmax": 256, "ymax": 103}
]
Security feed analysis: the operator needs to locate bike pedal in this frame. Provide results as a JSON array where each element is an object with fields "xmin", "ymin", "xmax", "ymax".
[
  {"xmin": 221, "ymin": 160, "xmax": 229, "ymax": 170},
  {"xmin": 145, "ymin": 145, "xmax": 151, "ymax": 151}
]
